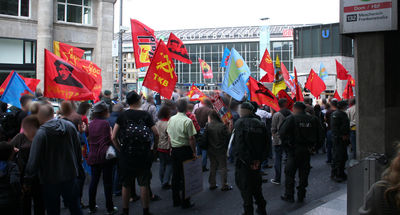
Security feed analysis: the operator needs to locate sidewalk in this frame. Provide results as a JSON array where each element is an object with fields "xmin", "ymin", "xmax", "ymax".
[{"xmin": 289, "ymin": 184, "xmax": 347, "ymax": 215}]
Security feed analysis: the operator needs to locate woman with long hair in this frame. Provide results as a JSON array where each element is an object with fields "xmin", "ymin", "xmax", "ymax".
[{"xmin": 360, "ymin": 146, "xmax": 400, "ymax": 214}]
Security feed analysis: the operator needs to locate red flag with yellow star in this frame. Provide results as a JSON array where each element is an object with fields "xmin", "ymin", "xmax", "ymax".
[
  {"xmin": 187, "ymin": 84, "xmax": 207, "ymax": 101},
  {"xmin": 305, "ymin": 69, "xmax": 326, "ymax": 98},
  {"xmin": 143, "ymin": 40, "xmax": 177, "ymax": 99},
  {"xmin": 53, "ymin": 41, "xmax": 85, "ymax": 66}
]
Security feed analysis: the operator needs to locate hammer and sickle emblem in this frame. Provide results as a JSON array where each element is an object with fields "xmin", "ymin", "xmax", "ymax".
[
  {"xmin": 265, "ymin": 56, "xmax": 272, "ymax": 64},
  {"xmin": 156, "ymin": 53, "xmax": 174, "ymax": 79}
]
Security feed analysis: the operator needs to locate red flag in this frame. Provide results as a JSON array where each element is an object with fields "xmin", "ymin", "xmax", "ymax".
[
  {"xmin": 280, "ymin": 62, "xmax": 296, "ymax": 98},
  {"xmin": 0, "ymin": 71, "xmax": 14, "ymax": 95},
  {"xmin": 335, "ymin": 60, "xmax": 349, "ymax": 80},
  {"xmin": 342, "ymin": 76, "xmax": 354, "ymax": 100},
  {"xmin": 278, "ymin": 90, "xmax": 294, "ymax": 111},
  {"xmin": 79, "ymin": 59, "xmax": 103, "ymax": 102},
  {"xmin": 167, "ymin": 33, "xmax": 192, "ymax": 64},
  {"xmin": 305, "ymin": 69, "xmax": 326, "ymax": 98},
  {"xmin": 130, "ymin": 19, "xmax": 157, "ymax": 69},
  {"xmin": 247, "ymin": 77, "xmax": 280, "ymax": 112},
  {"xmin": 44, "ymin": 49, "xmax": 95, "ymax": 101},
  {"xmin": 198, "ymin": 58, "xmax": 213, "ymax": 79},
  {"xmin": 187, "ymin": 84, "xmax": 207, "ymax": 101},
  {"xmin": 20, "ymin": 76, "xmax": 40, "ymax": 92},
  {"xmin": 348, "ymin": 75, "xmax": 355, "ymax": 87},
  {"xmin": 259, "ymin": 48, "xmax": 274, "ymax": 82},
  {"xmin": 142, "ymin": 40, "xmax": 177, "ymax": 99},
  {"xmin": 294, "ymin": 67, "xmax": 304, "ymax": 102},
  {"xmin": 0, "ymin": 71, "xmax": 40, "ymax": 95},
  {"xmin": 334, "ymin": 90, "xmax": 342, "ymax": 100},
  {"xmin": 53, "ymin": 41, "xmax": 85, "ymax": 66}
]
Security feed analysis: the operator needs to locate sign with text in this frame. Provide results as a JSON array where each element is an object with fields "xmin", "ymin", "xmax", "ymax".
[{"xmin": 340, "ymin": 0, "xmax": 398, "ymax": 33}]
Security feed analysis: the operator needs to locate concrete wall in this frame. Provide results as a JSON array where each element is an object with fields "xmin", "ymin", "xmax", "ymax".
[
  {"xmin": 355, "ymin": 31, "xmax": 400, "ymax": 160},
  {"xmin": 293, "ymin": 56, "xmax": 354, "ymax": 95}
]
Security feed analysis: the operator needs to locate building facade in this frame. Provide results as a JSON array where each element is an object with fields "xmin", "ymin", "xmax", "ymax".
[
  {"xmin": 114, "ymin": 24, "xmax": 307, "ymax": 91},
  {"xmin": 293, "ymin": 23, "xmax": 354, "ymax": 95},
  {"xmin": 0, "ymin": 0, "xmax": 115, "ymax": 91}
]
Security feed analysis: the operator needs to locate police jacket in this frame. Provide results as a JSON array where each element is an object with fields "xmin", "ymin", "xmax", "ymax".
[
  {"xmin": 279, "ymin": 112, "xmax": 321, "ymax": 152},
  {"xmin": 232, "ymin": 115, "xmax": 268, "ymax": 166},
  {"xmin": 331, "ymin": 110, "xmax": 350, "ymax": 137}
]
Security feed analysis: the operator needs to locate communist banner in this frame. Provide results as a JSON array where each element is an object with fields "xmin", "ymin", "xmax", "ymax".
[
  {"xmin": 247, "ymin": 77, "xmax": 280, "ymax": 112},
  {"xmin": 305, "ymin": 69, "xmax": 326, "ymax": 98},
  {"xmin": 259, "ymin": 48, "xmax": 274, "ymax": 83},
  {"xmin": 53, "ymin": 41, "xmax": 85, "ymax": 66},
  {"xmin": 142, "ymin": 41, "xmax": 177, "ymax": 99},
  {"xmin": 131, "ymin": 19, "xmax": 157, "ymax": 69},
  {"xmin": 167, "ymin": 33, "xmax": 192, "ymax": 64},
  {"xmin": 187, "ymin": 84, "xmax": 207, "ymax": 101},
  {"xmin": 80, "ymin": 59, "xmax": 102, "ymax": 102},
  {"xmin": 44, "ymin": 49, "xmax": 95, "ymax": 101}
]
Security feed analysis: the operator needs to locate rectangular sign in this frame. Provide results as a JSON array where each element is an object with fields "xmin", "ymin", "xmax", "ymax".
[{"xmin": 340, "ymin": 0, "xmax": 398, "ymax": 34}]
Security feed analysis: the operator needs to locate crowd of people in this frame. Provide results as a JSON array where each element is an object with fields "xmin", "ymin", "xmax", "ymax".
[{"xmin": 2, "ymin": 87, "xmax": 398, "ymax": 215}]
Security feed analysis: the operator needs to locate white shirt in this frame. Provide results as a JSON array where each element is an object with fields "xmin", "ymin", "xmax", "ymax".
[{"xmin": 256, "ymin": 108, "xmax": 272, "ymax": 124}]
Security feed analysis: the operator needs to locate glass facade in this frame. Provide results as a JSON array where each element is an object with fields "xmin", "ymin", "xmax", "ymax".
[
  {"xmin": 174, "ymin": 40, "xmax": 294, "ymax": 86},
  {"xmin": 294, "ymin": 23, "xmax": 353, "ymax": 58},
  {"xmin": 174, "ymin": 42, "xmax": 259, "ymax": 86}
]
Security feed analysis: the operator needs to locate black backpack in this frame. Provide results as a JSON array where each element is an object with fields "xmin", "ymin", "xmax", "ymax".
[
  {"xmin": 0, "ymin": 111, "xmax": 19, "ymax": 141},
  {"xmin": 119, "ymin": 119, "xmax": 152, "ymax": 169}
]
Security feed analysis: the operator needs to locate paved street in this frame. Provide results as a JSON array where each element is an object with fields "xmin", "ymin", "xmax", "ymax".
[{"xmin": 62, "ymin": 153, "xmax": 346, "ymax": 215}]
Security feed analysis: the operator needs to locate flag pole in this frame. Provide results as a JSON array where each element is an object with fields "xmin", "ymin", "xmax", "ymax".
[{"xmin": 118, "ymin": 0, "xmax": 123, "ymax": 101}]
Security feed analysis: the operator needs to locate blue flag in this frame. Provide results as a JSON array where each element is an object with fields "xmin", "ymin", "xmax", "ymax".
[
  {"xmin": 220, "ymin": 48, "xmax": 230, "ymax": 68},
  {"xmin": 221, "ymin": 48, "xmax": 251, "ymax": 101},
  {"xmin": 319, "ymin": 63, "xmax": 328, "ymax": 81},
  {"xmin": 0, "ymin": 72, "xmax": 33, "ymax": 108}
]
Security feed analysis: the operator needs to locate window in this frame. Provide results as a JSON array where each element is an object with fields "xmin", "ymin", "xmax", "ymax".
[
  {"xmin": 57, "ymin": 0, "xmax": 92, "ymax": 25},
  {"xmin": 83, "ymin": 49, "xmax": 92, "ymax": 61},
  {"xmin": 0, "ymin": 0, "xmax": 29, "ymax": 17}
]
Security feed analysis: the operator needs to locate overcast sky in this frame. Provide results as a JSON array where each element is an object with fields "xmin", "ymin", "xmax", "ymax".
[{"xmin": 113, "ymin": 0, "xmax": 340, "ymax": 32}]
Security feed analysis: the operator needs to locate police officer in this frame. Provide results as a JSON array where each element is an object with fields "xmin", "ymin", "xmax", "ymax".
[
  {"xmin": 279, "ymin": 102, "xmax": 322, "ymax": 203},
  {"xmin": 232, "ymin": 102, "xmax": 268, "ymax": 215},
  {"xmin": 330, "ymin": 100, "xmax": 350, "ymax": 182}
]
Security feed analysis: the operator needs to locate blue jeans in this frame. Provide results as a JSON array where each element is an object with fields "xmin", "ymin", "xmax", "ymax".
[
  {"xmin": 350, "ymin": 130, "xmax": 356, "ymax": 159},
  {"xmin": 273, "ymin": 145, "xmax": 283, "ymax": 182},
  {"xmin": 196, "ymin": 145, "xmax": 208, "ymax": 168},
  {"xmin": 326, "ymin": 130, "xmax": 333, "ymax": 163},
  {"xmin": 159, "ymin": 151, "xmax": 173, "ymax": 185},
  {"xmin": 42, "ymin": 179, "xmax": 82, "ymax": 215}
]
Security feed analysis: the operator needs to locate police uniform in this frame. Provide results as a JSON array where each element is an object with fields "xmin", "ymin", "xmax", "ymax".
[
  {"xmin": 232, "ymin": 103, "xmax": 268, "ymax": 215},
  {"xmin": 279, "ymin": 111, "xmax": 321, "ymax": 202},
  {"xmin": 330, "ymin": 109, "xmax": 350, "ymax": 181}
]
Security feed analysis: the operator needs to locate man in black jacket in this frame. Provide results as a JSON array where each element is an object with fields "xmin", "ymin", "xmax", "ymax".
[
  {"xmin": 279, "ymin": 102, "xmax": 322, "ymax": 203},
  {"xmin": 24, "ymin": 103, "xmax": 83, "ymax": 215},
  {"xmin": 331, "ymin": 100, "xmax": 350, "ymax": 182},
  {"xmin": 233, "ymin": 102, "xmax": 268, "ymax": 215}
]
